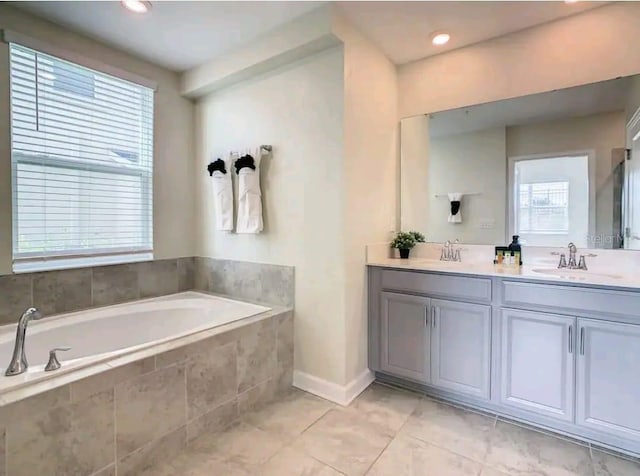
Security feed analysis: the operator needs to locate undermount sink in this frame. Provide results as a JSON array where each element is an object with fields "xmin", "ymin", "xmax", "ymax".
[{"xmin": 531, "ymin": 268, "xmax": 623, "ymax": 281}]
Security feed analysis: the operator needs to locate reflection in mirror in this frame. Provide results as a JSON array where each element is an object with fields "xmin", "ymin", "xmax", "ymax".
[{"xmin": 400, "ymin": 75, "xmax": 640, "ymax": 249}]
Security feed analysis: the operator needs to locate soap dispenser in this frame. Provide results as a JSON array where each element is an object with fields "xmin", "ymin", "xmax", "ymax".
[{"xmin": 508, "ymin": 235, "xmax": 522, "ymax": 265}]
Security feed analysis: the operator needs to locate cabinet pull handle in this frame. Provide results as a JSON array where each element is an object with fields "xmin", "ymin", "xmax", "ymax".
[
  {"xmin": 580, "ymin": 327, "xmax": 585, "ymax": 355},
  {"xmin": 425, "ymin": 308, "xmax": 429, "ymax": 327},
  {"xmin": 432, "ymin": 307, "xmax": 437, "ymax": 328},
  {"xmin": 568, "ymin": 325, "xmax": 573, "ymax": 354}
]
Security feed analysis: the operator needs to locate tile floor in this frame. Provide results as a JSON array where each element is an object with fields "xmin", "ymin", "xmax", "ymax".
[{"xmin": 143, "ymin": 383, "xmax": 640, "ymax": 476}]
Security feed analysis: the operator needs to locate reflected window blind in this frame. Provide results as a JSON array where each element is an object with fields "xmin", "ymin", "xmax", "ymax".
[{"xmin": 9, "ymin": 44, "xmax": 154, "ymax": 266}]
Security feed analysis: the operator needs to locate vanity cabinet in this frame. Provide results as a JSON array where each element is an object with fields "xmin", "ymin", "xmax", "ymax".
[
  {"xmin": 369, "ymin": 266, "xmax": 640, "ymax": 456},
  {"xmin": 431, "ymin": 299, "xmax": 491, "ymax": 399},
  {"xmin": 499, "ymin": 309, "xmax": 575, "ymax": 422},
  {"xmin": 376, "ymin": 273, "xmax": 492, "ymax": 398},
  {"xmin": 576, "ymin": 319, "xmax": 640, "ymax": 440},
  {"xmin": 380, "ymin": 292, "xmax": 431, "ymax": 382}
]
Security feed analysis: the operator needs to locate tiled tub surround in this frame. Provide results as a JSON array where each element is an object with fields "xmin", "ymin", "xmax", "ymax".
[
  {"xmin": 194, "ymin": 257, "xmax": 295, "ymax": 308},
  {"xmin": 0, "ymin": 304, "xmax": 294, "ymax": 476},
  {"xmin": 0, "ymin": 292, "xmax": 270, "ymax": 394},
  {"xmin": 0, "ymin": 257, "xmax": 294, "ymax": 326},
  {"xmin": 0, "ymin": 257, "xmax": 196, "ymax": 326}
]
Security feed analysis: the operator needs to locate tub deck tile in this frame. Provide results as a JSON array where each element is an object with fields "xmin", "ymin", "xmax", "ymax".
[
  {"xmin": 186, "ymin": 398, "xmax": 239, "ymax": 442},
  {"xmin": 115, "ymin": 364, "xmax": 186, "ymax": 456},
  {"xmin": 0, "ymin": 385, "xmax": 70, "ymax": 426},
  {"xmin": 70, "ymin": 357, "xmax": 155, "ymax": 403},
  {"xmin": 117, "ymin": 426, "xmax": 186, "ymax": 476},
  {"xmin": 236, "ymin": 319, "xmax": 277, "ymax": 394},
  {"xmin": 186, "ymin": 341, "xmax": 237, "ymax": 419},
  {"xmin": 6, "ymin": 389, "xmax": 114, "ymax": 476}
]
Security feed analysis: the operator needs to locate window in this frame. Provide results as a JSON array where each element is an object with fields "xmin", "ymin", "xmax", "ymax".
[
  {"xmin": 9, "ymin": 43, "xmax": 154, "ymax": 271},
  {"xmin": 510, "ymin": 154, "xmax": 590, "ymax": 247},
  {"xmin": 518, "ymin": 181, "xmax": 570, "ymax": 234}
]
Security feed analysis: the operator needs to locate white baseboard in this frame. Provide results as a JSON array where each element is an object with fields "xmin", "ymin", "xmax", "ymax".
[{"xmin": 293, "ymin": 369, "xmax": 374, "ymax": 406}]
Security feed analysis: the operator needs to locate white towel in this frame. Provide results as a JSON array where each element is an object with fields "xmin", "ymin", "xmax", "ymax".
[
  {"xmin": 211, "ymin": 157, "xmax": 234, "ymax": 231},
  {"xmin": 236, "ymin": 149, "xmax": 263, "ymax": 234},
  {"xmin": 448, "ymin": 193, "xmax": 463, "ymax": 223}
]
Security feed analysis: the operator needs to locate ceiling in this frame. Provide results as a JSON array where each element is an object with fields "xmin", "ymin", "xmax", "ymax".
[
  {"xmin": 338, "ymin": 1, "xmax": 607, "ymax": 65},
  {"xmin": 11, "ymin": 1, "xmax": 324, "ymax": 71},
  {"xmin": 428, "ymin": 76, "xmax": 633, "ymax": 138},
  {"xmin": 13, "ymin": 1, "xmax": 607, "ymax": 72}
]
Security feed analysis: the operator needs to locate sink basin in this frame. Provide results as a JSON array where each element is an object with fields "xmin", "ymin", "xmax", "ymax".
[{"xmin": 531, "ymin": 268, "xmax": 623, "ymax": 281}]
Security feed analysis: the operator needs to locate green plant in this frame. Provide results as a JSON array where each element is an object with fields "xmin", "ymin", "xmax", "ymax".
[
  {"xmin": 409, "ymin": 231, "xmax": 426, "ymax": 243},
  {"xmin": 390, "ymin": 231, "xmax": 417, "ymax": 250}
]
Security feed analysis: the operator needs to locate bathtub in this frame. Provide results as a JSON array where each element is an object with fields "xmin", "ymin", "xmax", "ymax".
[{"xmin": 0, "ymin": 291, "xmax": 270, "ymax": 395}]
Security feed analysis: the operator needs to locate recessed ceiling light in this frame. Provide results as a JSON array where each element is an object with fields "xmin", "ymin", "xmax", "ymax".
[
  {"xmin": 564, "ymin": 0, "xmax": 579, "ymax": 3},
  {"xmin": 431, "ymin": 32, "xmax": 450, "ymax": 46},
  {"xmin": 121, "ymin": 0, "xmax": 152, "ymax": 13}
]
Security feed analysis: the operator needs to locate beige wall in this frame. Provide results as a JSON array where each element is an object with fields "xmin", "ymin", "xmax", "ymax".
[
  {"xmin": 333, "ymin": 12, "xmax": 398, "ymax": 384},
  {"xmin": 400, "ymin": 115, "xmax": 430, "ymax": 236},
  {"xmin": 194, "ymin": 47, "xmax": 348, "ymax": 385},
  {"xmin": 398, "ymin": 2, "xmax": 640, "ymax": 119},
  {"xmin": 429, "ymin": 127, "xmax": 507, "ymax": 244},
  {"xmin": 0, "ymin": 5, "xmax": 196, "ymax": 274}
]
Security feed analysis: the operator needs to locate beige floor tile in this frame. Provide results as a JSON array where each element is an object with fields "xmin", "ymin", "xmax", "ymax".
[
  {"xmin": 243, "ymin": 389, "xmax": 334, "ymax": 439},
  {"xmin": 190, "ymin": 421, "xmax": 286, "ymax": 467},
  {"xmin": 479, "ymin": 466, "xmax": 510, "ymax": 476},
  {"xmin": 293, "ymin": 409, "xmax": 392, "ymax": 476},
  {"xmin": 261, "ymin": 446, "xmax": 344, "ymax": 475},
  {"xmin": 484, "ymin": 421, "xmax": 593, "ymax": 476},
  {"xmin": 400, "ymin": 398, "xmax": 495, "ymax": 462},
  {"xmin": 366, "ymin": 434, "xmax": 482, "ymax": 476},
  {"xmin": 345, "ymin": 384, "xmax": 421, "ymax": 435},
  {"xmin": 592, "ymin": 450, "xmax": 640, "ymax": 476}
]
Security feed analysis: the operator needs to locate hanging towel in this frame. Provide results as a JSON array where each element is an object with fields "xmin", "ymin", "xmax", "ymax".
[
  {"xmin": 448, "ymin": 193, "xmax": 463, "ymax": 223},
  {"xmin": 236, "ymin": 149, "xmax": 263, "ymax": 234},
  {"xmin": 209, "ymin": 157, "xmax": 234, "ymax": 231}
]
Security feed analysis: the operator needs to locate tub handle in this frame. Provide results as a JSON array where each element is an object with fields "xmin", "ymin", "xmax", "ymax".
[{"xmin": 45, "ymin": 347, "xmax": 71, "ymax": 372}]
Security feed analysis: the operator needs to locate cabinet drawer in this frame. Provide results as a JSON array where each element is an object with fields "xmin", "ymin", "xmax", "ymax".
[
  {"xmin": 381, "ymin": 269, "xmax": 491, "ymax": 303},
  {"xmin": 501, "ymin": 281, "xmax": 640, "ymax": 319}
]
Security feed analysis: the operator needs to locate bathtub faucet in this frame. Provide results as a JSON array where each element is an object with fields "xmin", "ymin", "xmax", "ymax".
[{"xmin": 5, "ymin": 307, "xmax": 44, "ymax": 377}]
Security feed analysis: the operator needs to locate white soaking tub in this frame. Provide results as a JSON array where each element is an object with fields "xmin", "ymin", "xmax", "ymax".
[{"xmin": 0, "ymin": 291, "xmax": 270, "ymax": 395}]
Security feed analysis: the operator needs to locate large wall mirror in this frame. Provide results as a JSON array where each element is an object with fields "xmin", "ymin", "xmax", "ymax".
[{"xmin": 400, "ymin": 75, "xmax": 640, "ymax": 250}]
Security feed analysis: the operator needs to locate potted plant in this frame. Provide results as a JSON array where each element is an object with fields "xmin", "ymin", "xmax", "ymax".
[
  {"xmin": 391, "ymin": 231, "xmax": 417, "ymax": 259},
  {"xmin": 409, "ymin": 231, "xmax": 426, "ymax": 244}
]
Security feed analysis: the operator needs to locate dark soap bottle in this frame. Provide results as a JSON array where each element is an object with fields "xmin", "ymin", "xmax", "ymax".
[{"xmin": 508, "ymin": 235, "xmax": 522, "ymax": 265}]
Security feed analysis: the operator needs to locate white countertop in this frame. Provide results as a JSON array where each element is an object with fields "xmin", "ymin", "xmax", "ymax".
[{"xmin": 367, "ymin": 257, "xmax": 640, "ymax": 290}]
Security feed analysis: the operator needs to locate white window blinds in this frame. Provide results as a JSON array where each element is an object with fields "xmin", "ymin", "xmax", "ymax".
[{"xmin": 9, "ymin": 43, "xmax": 154, "ymax": 270}]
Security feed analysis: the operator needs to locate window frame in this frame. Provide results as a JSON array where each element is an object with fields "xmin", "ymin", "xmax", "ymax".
[
  {"xmin": 507, "ymin": 150, "xmax": 596, "ymax": 245},
  {"xmin": 5, "ymin": 33, "xmax": 157, "ymax": 272}
]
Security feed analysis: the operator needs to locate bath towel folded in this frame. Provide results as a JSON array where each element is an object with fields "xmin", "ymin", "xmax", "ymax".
[
  {"xmin": 448, "ymin": 192, "xmax": 463, "ymax": 223},
  {"xmin": 210, "ymin": 157, "xmax": 234, "ymax": 231},
  {"xmin": 236, "ymin": 150, "xmax": 263, "ymax": 234}
]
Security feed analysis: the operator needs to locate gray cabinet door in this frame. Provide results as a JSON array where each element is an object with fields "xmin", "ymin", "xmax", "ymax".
[
  {"xmin": 500, "ymin": 309, "xmax": 576, "ymax": 422},
  {"xmin": 576, "ymin": 319, "xmax": 640, "ymax": 440},
  {"xmin": 380, "ymin": 292, "xmax": 431, "ymax": 383},
  {"xmin": 430, "ymin": 299, "xmax": 491, "ymax": 399}
]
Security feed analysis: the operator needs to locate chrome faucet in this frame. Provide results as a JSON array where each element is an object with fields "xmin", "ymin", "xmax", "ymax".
[
  {"xmin": 556, "ymin": 243, "xmax": 592, "ymax": 270},
  {"xmin": 5, "ymin": 308, "xmax": 43, "ymax": 376},
  {"xmin": 567, "ymin": 242, "xmax": 578, "ymax": 269},
  {"xmin": 440, "ymin": 239, "xmax": 462, "ymax": 262}
]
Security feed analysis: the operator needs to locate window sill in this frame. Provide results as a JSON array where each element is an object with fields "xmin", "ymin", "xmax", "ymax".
[{"xmin": 13, "ymin": 252, "xmax": 154, "ymax": 274}]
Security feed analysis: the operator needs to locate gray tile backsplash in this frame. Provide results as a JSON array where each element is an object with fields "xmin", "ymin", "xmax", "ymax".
[
  {"xmin": 0, "ymin": 256, "xmax": 294, "ymax": 326},
  {"xmin": 33, "ymin": 268, "xmax": 93, "ymax": 315},
  {"xmin": 194, "ymin": 257, "xmax": 294, "ymax": 307}
]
